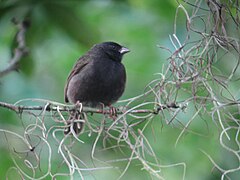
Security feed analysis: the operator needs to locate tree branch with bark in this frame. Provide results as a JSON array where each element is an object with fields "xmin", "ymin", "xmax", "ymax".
[{"xmin": 0, "ymin": 18, "xmax": 30, "ymax": 78}]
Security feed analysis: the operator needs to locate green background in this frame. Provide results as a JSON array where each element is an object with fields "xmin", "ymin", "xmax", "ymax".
[{"xmin": 0, "ymin": 0, "xmax": 239, "ymax": 179}]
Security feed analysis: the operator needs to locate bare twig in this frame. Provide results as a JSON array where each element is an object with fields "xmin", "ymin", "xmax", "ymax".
[
  {"xmin": 0, "ymin": 19, "xmax": 30, "ymax": 78},
  {"xmin": 0, "ymin": 100, "xmax": 181, "ymax": 115},
  {"xmin": 1, "ymin": 0, "xmax": 240, "ymax": 179}
]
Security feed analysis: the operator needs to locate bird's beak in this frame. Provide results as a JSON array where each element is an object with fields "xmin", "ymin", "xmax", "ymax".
[{"xmin": 120, "ymin": 47, "xmax": 130, "ymax": 54}]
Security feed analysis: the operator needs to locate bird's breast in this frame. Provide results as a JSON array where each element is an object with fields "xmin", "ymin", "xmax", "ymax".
[{"xmin": 67, "ymin": 59, "xmax": 126, "ymax": 106}]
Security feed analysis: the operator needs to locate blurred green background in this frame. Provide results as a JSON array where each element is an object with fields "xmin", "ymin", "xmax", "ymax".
[{"xmin": 0, "ymin": 0, "xmax": 239, "ymax": 179}]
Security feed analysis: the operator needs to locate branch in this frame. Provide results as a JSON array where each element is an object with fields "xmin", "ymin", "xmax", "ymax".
[
  {"xmin": 0, "ymin": 100, "xmax": 181, "ymax": 115},
  {"xmin": 0, "ymin": 19, "xmax": 30, "ymax": 78}
]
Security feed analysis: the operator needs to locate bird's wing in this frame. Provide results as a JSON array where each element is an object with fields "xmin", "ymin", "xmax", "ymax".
[{"xmin": 64, "ymin": 55, "xmax": 90, "ymax": 103}]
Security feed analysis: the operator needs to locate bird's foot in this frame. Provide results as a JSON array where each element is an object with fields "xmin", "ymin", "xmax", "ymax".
[
  {"xmin": 109, "ymin": 105, "xmax": 118, "ymax": 120},
  {"xmin": 98, "ymin": 103, "xmax": 117, "ymax": 120}
]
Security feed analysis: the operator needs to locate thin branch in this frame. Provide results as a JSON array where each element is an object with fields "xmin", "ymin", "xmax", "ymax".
[
  {"xmin": 0, "ymin": 19, "xmax": 30, "ymax": 78},
  {"xmin": 0, "ymin": 100, "xmax": 181, "ymax": 115}
]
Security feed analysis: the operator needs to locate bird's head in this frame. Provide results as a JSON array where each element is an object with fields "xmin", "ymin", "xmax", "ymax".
[{"xmin": 94, "ymin": 42, "xmax": 130, "ymax": 62}]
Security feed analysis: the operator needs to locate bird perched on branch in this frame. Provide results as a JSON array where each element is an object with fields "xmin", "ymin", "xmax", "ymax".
[{"xmin": 64, "ymin": 42, "xmax": 130, "ymax": 135}]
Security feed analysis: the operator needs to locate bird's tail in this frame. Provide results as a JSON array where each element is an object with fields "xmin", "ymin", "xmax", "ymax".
[{"xmin": 64, "ymin": 111, "xmax": 85, "ymax": 135}]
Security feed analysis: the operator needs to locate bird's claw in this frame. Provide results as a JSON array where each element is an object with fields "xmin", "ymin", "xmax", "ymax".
[
  {"xmin": 99, "ymin": 103, "xmax": 117, "ymax": 120},
  {"xmin": 109, "ymin": 106, "xmax": 118, "ymax": 120}
]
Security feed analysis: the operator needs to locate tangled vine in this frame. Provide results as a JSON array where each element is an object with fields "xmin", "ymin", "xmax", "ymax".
[{"xmin": 0, "ymin": 0, "xmax": 239, "ymax": 179}]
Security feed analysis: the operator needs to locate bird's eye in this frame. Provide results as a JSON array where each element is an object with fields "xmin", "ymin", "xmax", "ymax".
[
  {"xmin": 110, "ymin": 45, "xmax": 116, "ymax": 49},
  {"xmin": 112, "ymin": 45, "xmax": 120, "ymax": 51}
]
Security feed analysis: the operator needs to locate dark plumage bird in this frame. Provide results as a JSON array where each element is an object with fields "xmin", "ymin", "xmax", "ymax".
[{"xmin": 64, "ymin": 42, "xmax": 130, "ymax": 134}]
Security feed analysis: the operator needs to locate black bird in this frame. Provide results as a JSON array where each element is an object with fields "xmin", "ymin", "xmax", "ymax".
[{"xmin": 64, "ymin": 42, "xmax": 130, "ymax": 134}]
